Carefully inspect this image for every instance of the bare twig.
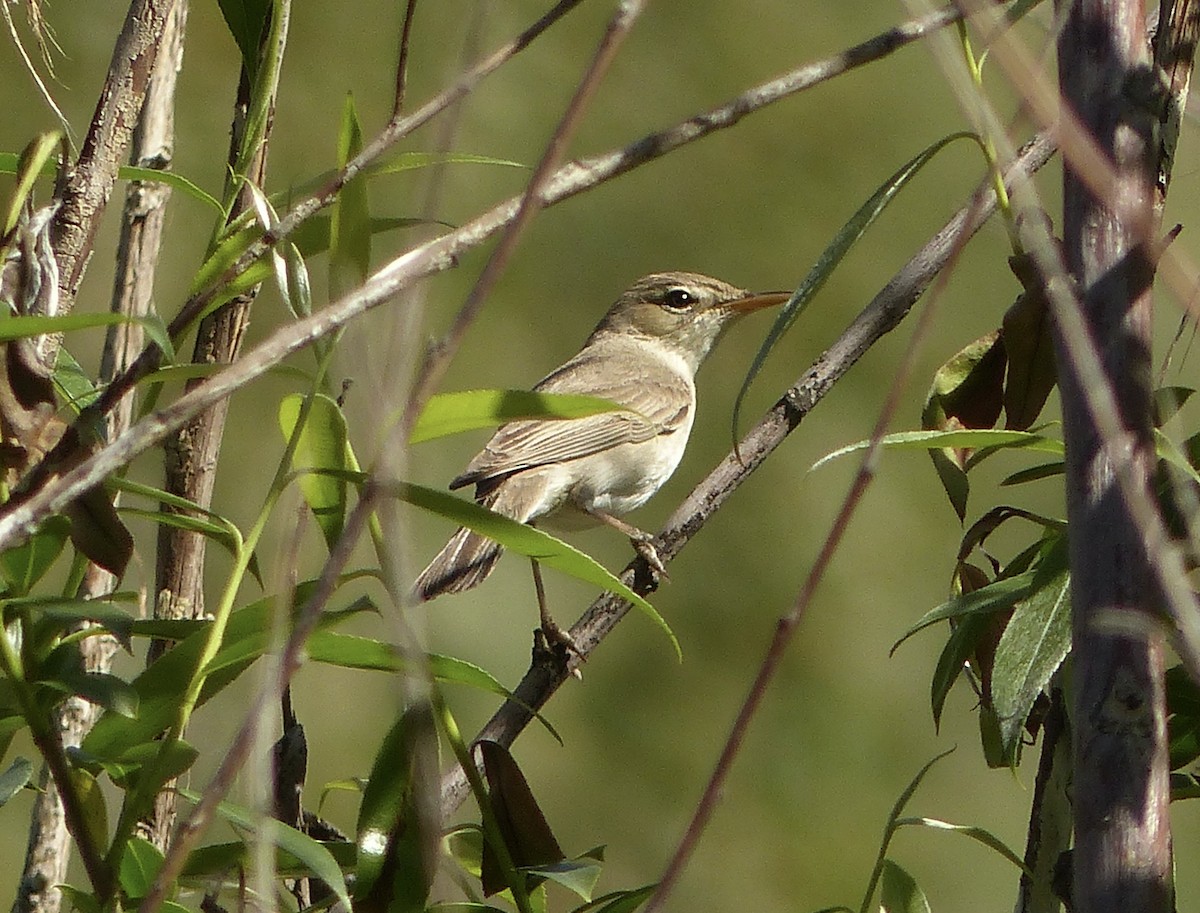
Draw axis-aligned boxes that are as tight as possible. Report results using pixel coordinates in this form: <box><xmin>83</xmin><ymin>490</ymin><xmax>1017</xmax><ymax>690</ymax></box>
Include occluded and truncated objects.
<box><xmin>393</xmin><ymin>0</ymin><xmax>419</xmax><ymax>118</ymax></box>
<box><xmin>48</xmin><ymin>0</ymin><xmax>177</xmax><ymax>318</ymax></box>
<box><xmin>1</xmin><ymin>1</ymin><xmax>969</xmax><ymax>550</ymax></box>
<box><xmin>438</xmin><ymin>132</ymin><xmax>1058</xmax><ymax>816</ymax></box>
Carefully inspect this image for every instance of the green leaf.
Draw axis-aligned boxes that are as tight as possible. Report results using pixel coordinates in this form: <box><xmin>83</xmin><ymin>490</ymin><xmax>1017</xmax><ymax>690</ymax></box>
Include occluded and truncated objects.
<box><xmin>188</xmin><ymin>221</ymin><xmax>272</xmax><ymax>320</ymax></box>
<box><xmin>117</xmin><ymin>164</ymin><xmax>222</xmax><ymax>214</ymax></box>
<box><xmin>82</xmin><ymin>581</ymin><xmax>371</xmax><ymax>759</ymax></box>
<box><xmin>812</xmin><ymin>429</ymin><xmax>1063</xmax><ymax>475</ymax></box>
<box><xmin>879</xmin><ymin>859</ymin><xmax>931</xmax><ymax>913</ymax></box>
<box><xmin>525</xmin><ymin>857</ymin><xmax>602</xmax><ymax>901</ymax></box>
<box><xmin>0</xmin><ymin>716</ymin><xmax>28</xmax><ymax>767</ymax></box>
<box><xmin>922</xmin><ymin>331</ymin><xmax>1007</xmax><ymax>521</ymax></box>
<box><xmin>179</xmin><ymin>788</ymin><xmax>353</xmax><ymax>910</ymax></box>
<box><xmin>1002</xmin><ymin>253</ymin><xmax>1057</xmax><ymax>431</ymax></box>
<box><xmin>38</xmin><ymin>667</ymin><xmax>138</xmax><ymax>718</ymax></box>
<box><xmin>1</xmin><ymin>515</ymin><xmax>70</xmax><ymax>595</ymax></box>
<box><xmin>57</xmin><ymin>886</ymin><xmax>102</xmax><ymax>913</ymax></box>
<box><xmin>290</xmin><ymin>215</ymin><xmax>435</xmax><ymax>257</ymax></box>
<box><xmin>1001</xmin><ymin>461</ymin><xmax>1064</xmax><ymax>487</ymax></box>
<box><xmin>304</xmin><ymin>638</ymin><xmax>562</xmax><ymax>742</ymax></box>
<box><xmin>572</xmin><ymin>885</ymin><xmax>658</xmax><ymax>913</ymax></box>
<box><xmin>894</xmin><ymin>816</ymin><xmax>1031</xmax><ymax>874</ymax></box>
<box><xmin>734</xmin><ymin>131</ymin><xmax>980</xmax><ymax>438</ymax></box>
<box><xmin>68</xmin><ymin>766</ymin><xmax>108</xmax><ymax>852</ymax></box>
<box><xmin>930</xmin><ymin>609</ymin><xmax>995</xmax><ymax>729</ymax></box>
<box><xmin>355</xmin><ymin>705</ymin><xmax>439</xmax><ymax>908</ymax></box>
<box><xmin>0</xmin><ymin>756</ymin><xmax>33</xmax><ymax>806</ymax></box>
<box><xmin>53</xmin><ymin>348</ymin><xmax>101</xmax><ymax>414</ymax></box>
<box><xmin>329</xmin><ymin>93</ymin><xmax>370</xmax><ymax>300</ymax></box>
<box><xmin>3</xmin><ymin>133</ymin><xmax>61</xmax><ymax>236</ymax></box>
<box><xmin>279</xmin><ymin>393</ymin><xmax>349</xmax><ymax>551</ymax></box>
<box><xmin>368</xmin><ymin>150</ymin><xmax>525</xmax><ymax>176</ymax></box>
<box><xmin>411</xmin><ymin>390</ymin><xmax>631</xmax><ymax>444</ymax></box>
<box><xmin>180</xmin><ymin>839</ymin><xmax>357</xmax><ymax>880</ymax></box>
<box><xmin>990</xmin><ymin>540</ymin><xmax>1071</xmax><ymax>763</ymax></box>
<box><xmin>892</xmin><ymin>570</ymin><xmax>1035</xmax><ymax>653</ymax></box>
<box><xmin>216</xmin><ymin>0</ymin><xmax>272</xmax><ymax>80</ymax></box>
<box><xmin>119</xmin><ymin>836</ymin><xmax>165</xmax><ymax>900</ymax></box>
<box><xmin>1154</xmin><ymin>386</ymin><xmax>1195</xmax><ymax>427</ymax></box>
<box><xmin>394</xmin><ymin>483</ymin><xmax>679</xmax><ymax>658</ymax></box>
<box><xmin>0</xmin><ymin>312</ymin><xmax>169</xmax><ymax>343</ymax></box>
<box><xmin>97</xmin><ymin>739</ymin><xmax>199</xmax><ymax>793</ymax></box>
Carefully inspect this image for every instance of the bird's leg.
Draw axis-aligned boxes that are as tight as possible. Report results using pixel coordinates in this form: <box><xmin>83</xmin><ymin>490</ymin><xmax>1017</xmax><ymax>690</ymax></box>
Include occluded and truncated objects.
<box><xmin>586</xmin><ymin>508</ymin><xmax>669</xmax><ymax>580</ymax></box>
<box><xmin>530</xmin><ymin>558</ymin><xmax>584</xmax><ymax>663</ymax></box>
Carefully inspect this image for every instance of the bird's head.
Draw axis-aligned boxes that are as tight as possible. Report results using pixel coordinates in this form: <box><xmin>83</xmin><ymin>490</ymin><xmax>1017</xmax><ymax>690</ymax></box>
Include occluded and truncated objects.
<box><xmin>592</xmin><ymin>272</ymin><xmax>789</xmax><ymax>372</ymax></box>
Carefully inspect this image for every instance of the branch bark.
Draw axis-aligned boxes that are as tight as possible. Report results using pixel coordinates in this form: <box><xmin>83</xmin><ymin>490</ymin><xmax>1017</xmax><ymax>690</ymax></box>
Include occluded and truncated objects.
<box><xmin>1056</xmin><ymin>1</ymin><xmax>1172</xmax><ymax>909</ymax></box>
<box><xmin>48</xmin><ymin>0</ymin><xmax>176</xmax><ymax>318</ymax></box>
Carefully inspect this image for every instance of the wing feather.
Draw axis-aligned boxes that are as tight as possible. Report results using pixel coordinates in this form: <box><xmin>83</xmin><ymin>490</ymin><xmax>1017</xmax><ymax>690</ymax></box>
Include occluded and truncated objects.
<box><xmin>450</xmin><ymin>343</ymin><xmax>692</xmax><ymax>488</ymax></box>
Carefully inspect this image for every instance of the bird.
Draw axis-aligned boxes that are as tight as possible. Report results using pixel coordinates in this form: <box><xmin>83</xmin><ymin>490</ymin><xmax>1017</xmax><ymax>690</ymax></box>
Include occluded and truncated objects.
<box><xmin>413</xmin><ymin>271</ymin><xmax>789</xmax><ymax>645</ymax></box>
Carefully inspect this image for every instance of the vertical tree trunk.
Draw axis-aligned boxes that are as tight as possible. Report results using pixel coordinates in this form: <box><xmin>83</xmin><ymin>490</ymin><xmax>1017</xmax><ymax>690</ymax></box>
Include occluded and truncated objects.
<box><xmin>1056</xmin><ymin>1</ymin><xmax>1172</xmax><ymax>910</ymax></box>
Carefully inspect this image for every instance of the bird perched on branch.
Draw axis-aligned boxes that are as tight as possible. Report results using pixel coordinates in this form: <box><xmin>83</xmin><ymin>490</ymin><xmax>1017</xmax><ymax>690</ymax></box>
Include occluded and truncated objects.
<box><xmin>414</xmin><ymin>271</ymin><xmax>788</xmax><ymax>646</ymax></box>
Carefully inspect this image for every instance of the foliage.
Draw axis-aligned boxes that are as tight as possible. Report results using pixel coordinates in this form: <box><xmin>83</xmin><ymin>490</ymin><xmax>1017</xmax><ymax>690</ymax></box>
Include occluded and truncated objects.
<box><xmin>0</xmin><ymin>1</ymin><xmax>1196</xmax><ymax>913</ymax></box>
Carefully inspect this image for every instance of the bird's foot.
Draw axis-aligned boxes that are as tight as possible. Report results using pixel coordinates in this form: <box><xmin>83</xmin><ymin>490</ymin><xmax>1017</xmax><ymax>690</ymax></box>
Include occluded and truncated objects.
<box><xmin>631</xmin><ymin>536</ymin><xmax>669</xmax><ymax>582</ymax></box>
<box><xmin>535</xmin><ymin>618</ymin><xmax>586</xmax><ymax>679</ymax></box>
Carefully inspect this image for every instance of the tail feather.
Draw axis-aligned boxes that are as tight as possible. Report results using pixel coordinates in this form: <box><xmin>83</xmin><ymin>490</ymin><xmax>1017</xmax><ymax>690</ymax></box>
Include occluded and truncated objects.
<box><xmin>413</xmin><ymin>479</ymin><xmax>544</xmax><ymax>601</ymax></box>
<box><xmin>414</xmin><ymin>526</ymin><xmax>504</xmax><ymax>599</ymax></box>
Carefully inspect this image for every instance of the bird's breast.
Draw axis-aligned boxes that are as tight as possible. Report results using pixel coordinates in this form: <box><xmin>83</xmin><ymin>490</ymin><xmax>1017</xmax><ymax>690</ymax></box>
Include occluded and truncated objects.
<box><xmin>539</xmin><ymin>411</ymin><xmax>695</xmax><ymax>531</ymax></box>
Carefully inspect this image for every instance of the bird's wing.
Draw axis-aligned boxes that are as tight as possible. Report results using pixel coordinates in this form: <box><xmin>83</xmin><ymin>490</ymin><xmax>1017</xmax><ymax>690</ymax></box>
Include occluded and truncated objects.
<box><xmin>450</xmin><ymin>348</ymin><xmax>691</xmax><ymax>488</ymax></box>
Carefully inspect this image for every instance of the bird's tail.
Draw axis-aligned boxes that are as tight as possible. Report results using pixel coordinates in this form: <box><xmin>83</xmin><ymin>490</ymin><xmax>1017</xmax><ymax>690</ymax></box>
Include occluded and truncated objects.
<box><xmin>413</xmin><ymin>484</ymin><xmax>537</xmax><ymax>600</ymax></box>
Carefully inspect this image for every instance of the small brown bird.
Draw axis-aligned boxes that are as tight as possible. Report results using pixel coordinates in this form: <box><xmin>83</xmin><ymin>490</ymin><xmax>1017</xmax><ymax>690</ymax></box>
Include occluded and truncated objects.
<box><xmin>414</xmin><ymin>271</ymin><xmax>788</xmax><ymax>642</ymax></box>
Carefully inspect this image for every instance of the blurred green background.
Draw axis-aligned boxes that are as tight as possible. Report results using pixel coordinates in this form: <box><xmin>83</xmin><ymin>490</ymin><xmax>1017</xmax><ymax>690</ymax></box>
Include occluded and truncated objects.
<box><xmin>4</xmin><ymin>1</ymin><xmax>1200</xmax><ymax>909</ymax></box>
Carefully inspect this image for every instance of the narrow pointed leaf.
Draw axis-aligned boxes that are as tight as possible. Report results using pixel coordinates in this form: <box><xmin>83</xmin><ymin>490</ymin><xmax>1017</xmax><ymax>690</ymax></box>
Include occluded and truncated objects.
<box><xmin>892</xmin><ymin>570</ymin><xmax>1035</xmax><ymax>653</ymax></box>
<box><xmin>811</xmin><ymin>429</ymin><xmax>1063</xmax><ymax>474</ymax></box>
<box><xmin>1002</xmin><ymin>254</ymin><xmax>1056</xmax><ymax>430</ymax></box>
<box><xmin>355</xmin><ymin>705</ymin><xmax>439</xmax><ymax>908</ymax></box>
<box><xmin>179</xmin><ymin>788</ymin><xmax>352</xmax><ymax>910</ymax></box>
<box><xmin>411</xmin><ymin>389</ymin><xmax>630</xmax><ymax>444</ymax></box>
<box><xmin>3</xmin><ymin>133</ymin><xmax>61</xmax><ymax>235</ymax></box>
<box><xmin>330</xmin><ymin>93</ymin><xmax>370</xmax><ymax>299</ymax></box>
<box><xmin>480</xmin><ymin>740</ymin><xmax>565</xmax><ymax>896</ymax></box>
<box><xmin>0</xmin><ymin>756</ymin><xmax>33</xmax><ymax>805</ymax></box>
<box><xmin>894</xmin><ymin>816</ymin><xmax>1030</xmax><ymax>874</ymax></box>
<box><xmin>279</xmin><ymin>393</ymin><xmax>349</xmax><ymax>551</ymax></box>
<box><xmin>734</xmin><ymin>132</ymin><xmax>979</xmax><ymax>436</ymax></box>
<box><xmin>991</xmin><ymin>543</ymin><xmax>1071</xmax><ymax>763</ymax></box>
<box><xmin>879</xmin><ymin>860</ymin><xmax>931</xmax><ymax>913</ymax></box>
<box><xmin>117</xmin><ymin>164</ymin><xmax>222</xmax><ymax>214</ymax></box>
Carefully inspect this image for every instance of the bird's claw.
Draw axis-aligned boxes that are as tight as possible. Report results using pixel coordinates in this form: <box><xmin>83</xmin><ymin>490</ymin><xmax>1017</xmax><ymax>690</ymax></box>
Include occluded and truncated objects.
<box><xmin>632</xmin><ymin>537</ymin><xmax>669</xmax><ymax>582</ymax></box>
<box><xmin>536</xmin><ymin>618</ymin><xmax>586</xmax><ymax>675</ymax></box>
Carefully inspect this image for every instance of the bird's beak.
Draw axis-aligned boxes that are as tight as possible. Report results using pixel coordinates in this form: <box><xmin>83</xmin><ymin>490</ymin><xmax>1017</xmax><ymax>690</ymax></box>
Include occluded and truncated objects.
<box><xmin>726</xmin><ymin>290</ymin><xmax>791</xmax><ymax>313</ymax></box>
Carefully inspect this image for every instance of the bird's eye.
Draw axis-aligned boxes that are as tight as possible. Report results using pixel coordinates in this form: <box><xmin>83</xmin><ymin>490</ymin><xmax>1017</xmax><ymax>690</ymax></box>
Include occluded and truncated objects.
<box><xmin>663</xmin><ymin>288</ymin><xmax>695</xmax><ymax>310</ymax></box>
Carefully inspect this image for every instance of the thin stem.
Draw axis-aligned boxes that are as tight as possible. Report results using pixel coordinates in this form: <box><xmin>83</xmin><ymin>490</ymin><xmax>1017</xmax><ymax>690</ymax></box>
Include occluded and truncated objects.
<box><xmin>393</xmin><ymin>0</ymin><xmax>419</xmax><ymax>118</ymax></box>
